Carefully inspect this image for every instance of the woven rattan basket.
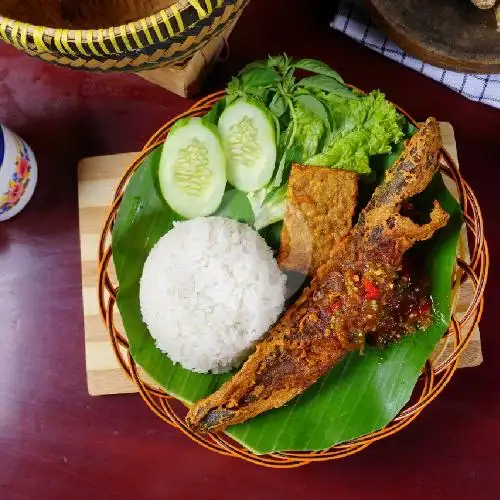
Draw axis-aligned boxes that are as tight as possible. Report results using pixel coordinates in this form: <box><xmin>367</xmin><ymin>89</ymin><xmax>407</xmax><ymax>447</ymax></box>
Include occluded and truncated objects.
<box><xmin>98</xmin><ymin>91</ymin><xmax>488</xmax><ymax>468</ymax></box>
<box><xmin>0</xmin><ymin>1</ymin><xmax>248</xmax><ymax>71</ymax></box>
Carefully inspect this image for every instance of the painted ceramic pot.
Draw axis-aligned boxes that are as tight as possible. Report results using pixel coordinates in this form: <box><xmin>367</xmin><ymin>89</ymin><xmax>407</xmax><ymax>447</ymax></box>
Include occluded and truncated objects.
<box><xmin>0</xmin><ymin>125</ymin><xmax>38</xmax><ymax>222</ymax></box>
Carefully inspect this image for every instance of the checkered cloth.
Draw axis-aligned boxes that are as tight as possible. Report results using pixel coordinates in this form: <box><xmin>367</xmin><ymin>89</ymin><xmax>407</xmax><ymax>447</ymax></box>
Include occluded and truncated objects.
<box><xmin>332</xmin><ymin>0</ymin><xmax>500</xmax><ymax>109</ymax></box>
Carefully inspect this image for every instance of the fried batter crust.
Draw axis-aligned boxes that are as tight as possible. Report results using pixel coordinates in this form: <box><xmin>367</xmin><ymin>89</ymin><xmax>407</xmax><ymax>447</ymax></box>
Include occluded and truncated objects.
<box><xmin>278</xmin><ymin>165</ymin><xmax>358</xmax><ymax>276</ymax></box>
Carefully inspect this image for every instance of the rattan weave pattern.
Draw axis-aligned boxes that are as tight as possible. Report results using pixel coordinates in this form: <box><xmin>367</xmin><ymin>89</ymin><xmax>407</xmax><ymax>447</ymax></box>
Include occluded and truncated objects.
<box><xmin>0</xmin><ymin>0</ymin><xmax>248</xmax><ymax>71</ymax></box>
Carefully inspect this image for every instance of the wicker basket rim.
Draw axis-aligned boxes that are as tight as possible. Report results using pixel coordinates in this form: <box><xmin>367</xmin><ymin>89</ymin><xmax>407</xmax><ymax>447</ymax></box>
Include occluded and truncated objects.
<box><xmin>0</xmin><ymin>0</ymin><xmax>231</xmax><ymax>47</ymax></box>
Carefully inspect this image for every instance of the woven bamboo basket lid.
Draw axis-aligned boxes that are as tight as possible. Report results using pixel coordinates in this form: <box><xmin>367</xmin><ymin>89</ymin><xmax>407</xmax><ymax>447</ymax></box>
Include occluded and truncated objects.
<box><xmin>0</xmin><ymin>0</ymin><xmax>249</xmax><ymax>72</ymax></box>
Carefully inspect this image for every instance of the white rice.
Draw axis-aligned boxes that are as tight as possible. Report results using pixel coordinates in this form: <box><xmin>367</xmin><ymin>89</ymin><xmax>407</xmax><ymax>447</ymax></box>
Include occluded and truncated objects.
<box><xmin>139</xmin><ymin>216</ymin><xmax>286</xmax><ymax>374</ymax></box>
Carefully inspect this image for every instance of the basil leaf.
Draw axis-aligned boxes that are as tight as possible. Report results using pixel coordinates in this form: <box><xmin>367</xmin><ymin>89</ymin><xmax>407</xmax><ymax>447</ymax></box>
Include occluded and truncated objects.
<box><xmin>273</xmin><ymin>122</ymin><xmax>295</xmax><ymax>187</ymax></box>
<box><xmin>168</xmin><ymin>117</ymin><xmax>191</xmax><ymax>134</ymax></box>
<box><xmin>294</xmin><ymin>58</ymin><xmax>344</xmax><ymax>83</ymax></box>
<box><xmin>283</xmin><ymin>65</ymin><xmax>297</xmax><ymax>91</ymax></box>
<box><xmin>262</xmin><ymin>185</ymin><xmax>281</xmax><ymax>205</ymax></box>
<box><xmin>241</xmin><ymin>67</ymin><xmax>281</xmax><ymax>88</ymax></box>
<box><xmin>226</xmin><ymin>77</ymin><xmax>242</xmax><ymax>104</ymax></box>
<box><xmin>244</xmin><ymin>86</ymin><xmax>271</xmax><ymax>104</ymax></box>
<box><xmin>294</xmin><ymin>94</ymin><xmax>330</xmax><ymax>129</ymax></box>
<box><xmin>281</xmin><ymin>146</ymin><xmax>302</xmax><ymax>181</ymax></box>
<box><xmin>273</xmin><ymin>155</ymin><xmax>287</xmax><ymax>188</ymax></box>
<box><xmin>273</xmin><ymin>146</ymin><xmax>301</xmax><ymax>188</ymax></box>
<box><xmin>272</xmin><ymin>113</ymin><xmax>281</xmax><ymax>143</ymax></box>
<box><xmin>269</xmin><ymin>94</ymin><xmax>287</xmax><ymax>118</ymax></box>
<box><xmin>299</xmin><ymin>75</ymin><xmax>358</xmax><ymax>99</ymax></box>
<box><xmin>202</xmin><ymin>98</ymin><xmax>226</xmax><ymax>126</ymax></box>
<box><xmin>268</xmin><ymin>54</ymin><xmax>289</xmax><ymax>69</ymax></box>
<box><xmin>238</xmin><ymin>59</ymin><xmax>269</xmax><ymax>75</ymax></box>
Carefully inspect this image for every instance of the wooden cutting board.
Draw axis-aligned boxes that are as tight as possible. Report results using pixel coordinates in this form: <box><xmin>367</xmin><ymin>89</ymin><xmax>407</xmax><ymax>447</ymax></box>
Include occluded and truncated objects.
<box><xmin>365</xmin><ymin>0</ymin><xmax>500</xmax><ymax>73</ymax></box>
<box><xmin>78</xmin><ymin>122</ymin><xmax>482</xmax><ymax>396</ymax></box>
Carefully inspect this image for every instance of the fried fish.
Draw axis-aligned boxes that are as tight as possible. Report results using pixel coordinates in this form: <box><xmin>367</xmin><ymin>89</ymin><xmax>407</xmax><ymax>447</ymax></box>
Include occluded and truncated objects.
<box><xmin>278</xmin><ymin>165</ymin><xmax>358</xmax><ymax>276</ymax></box>
<box><xmin>186</xmin><ymin>118</ymin><xmax>449</xmax><ymax>434</ymax></box>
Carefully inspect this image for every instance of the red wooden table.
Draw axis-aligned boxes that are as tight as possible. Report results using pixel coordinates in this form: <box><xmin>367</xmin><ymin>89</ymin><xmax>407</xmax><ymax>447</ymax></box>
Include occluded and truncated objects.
<box><xmin>1</xmin><ymin>1</ymin><xmax>499</xmax><ymax>498</ymax></box>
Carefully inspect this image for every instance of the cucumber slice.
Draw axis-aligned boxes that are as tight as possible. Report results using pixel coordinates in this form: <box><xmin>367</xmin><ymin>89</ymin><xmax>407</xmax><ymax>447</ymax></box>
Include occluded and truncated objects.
<box><xmin>218</xmin><ymin>98</ymin><xmax>276</xmax><ymax>192</ymax></box>
<box><xmin>158</xmin><ymin>118</ymin><xmax>226</xmax><ymax>218</ymax></box>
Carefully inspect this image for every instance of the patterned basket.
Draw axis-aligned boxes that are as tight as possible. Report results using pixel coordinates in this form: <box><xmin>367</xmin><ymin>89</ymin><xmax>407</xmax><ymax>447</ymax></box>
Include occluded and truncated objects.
<box><xmin>98</xmin><ymin>91</ymin><xmax>489</xmax><ymax>468</ymax></box>
<box><xmin>0</xmin><ymin>0</ymin><xmax>248</xmax><ymax>72</ymax></box>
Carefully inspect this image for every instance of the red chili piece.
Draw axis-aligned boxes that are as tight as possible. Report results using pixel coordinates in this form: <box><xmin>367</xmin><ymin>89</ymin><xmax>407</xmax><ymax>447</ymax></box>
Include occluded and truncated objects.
<box><xmin>417</xmin><ymin>300</ymin><xmax>431</xmax><ymax>315</ymax></box>
<box><xmin>327</xmin><ymin>299</ymin><xmax>342</xmax><ymax>315</ymax></box>
<box><xmin>362</xmin><ymin>278</ymin><xmax>380</xmax><ymax>300</ymax></box>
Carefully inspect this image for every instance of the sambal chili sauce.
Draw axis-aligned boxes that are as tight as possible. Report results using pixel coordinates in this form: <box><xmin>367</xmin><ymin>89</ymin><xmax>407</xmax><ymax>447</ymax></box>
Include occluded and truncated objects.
<box><xmin>368</xmin><ymin>259</ymin><xmax>433</xmax><ymax>348</ymax></box>
<box><xmin>321</xmin><ymin>256</ymin><xmax>432</xmax><ymax>353</ymax></box>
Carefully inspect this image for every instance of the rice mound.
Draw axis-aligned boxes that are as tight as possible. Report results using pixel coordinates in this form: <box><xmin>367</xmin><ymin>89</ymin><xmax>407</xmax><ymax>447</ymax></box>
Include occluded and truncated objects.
<box><xmin>139</xmin><ymin>217</ymin><xmax>286</xmax><ymax>374</ymax></box>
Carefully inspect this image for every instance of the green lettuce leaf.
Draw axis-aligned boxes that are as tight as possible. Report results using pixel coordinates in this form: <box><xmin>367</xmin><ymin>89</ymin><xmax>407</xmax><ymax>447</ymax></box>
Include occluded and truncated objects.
<box><xmin>306</xmin><ymin>91</ymin><xmax>405</xmax><ymax>173</ymax></box>
<box><xmin>272</xmin><ymin>101</ymin><xmax>326</xmax><ymax>190</ymax></box>
<box><xmin>292</xmin><ymin>101</ymin><xmax>326</xmax><ymax>161</ymax></box>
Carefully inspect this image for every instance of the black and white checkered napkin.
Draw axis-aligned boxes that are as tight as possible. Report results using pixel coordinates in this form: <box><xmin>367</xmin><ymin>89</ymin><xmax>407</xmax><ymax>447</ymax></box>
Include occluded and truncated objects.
<box><xmin>332</xmin><ymin>0</ymin><xmax>500</xmax><ymax>109</ymax></box>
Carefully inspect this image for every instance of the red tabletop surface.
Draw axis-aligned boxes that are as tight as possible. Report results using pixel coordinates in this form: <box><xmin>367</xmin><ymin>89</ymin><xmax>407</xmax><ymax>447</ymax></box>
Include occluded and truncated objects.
<box><xmin>1</xmin><ymin>1</ymin><xmax>499</xmax><ymax>499</ymax></box>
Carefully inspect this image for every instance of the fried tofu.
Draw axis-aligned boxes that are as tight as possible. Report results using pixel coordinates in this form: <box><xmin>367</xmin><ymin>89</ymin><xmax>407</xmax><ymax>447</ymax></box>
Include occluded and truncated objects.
<box><xmin>278</xmin><ymin>164</ymin><xmax>358</xmax><ymax>276</ymax></box>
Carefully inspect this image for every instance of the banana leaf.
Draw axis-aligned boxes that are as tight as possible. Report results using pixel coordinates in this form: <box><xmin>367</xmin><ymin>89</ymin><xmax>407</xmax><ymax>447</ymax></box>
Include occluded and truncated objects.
<box><xmin>112</xmin><ymin>142</ymin><xmax>462</xmax><ymax>454</ymax></box>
